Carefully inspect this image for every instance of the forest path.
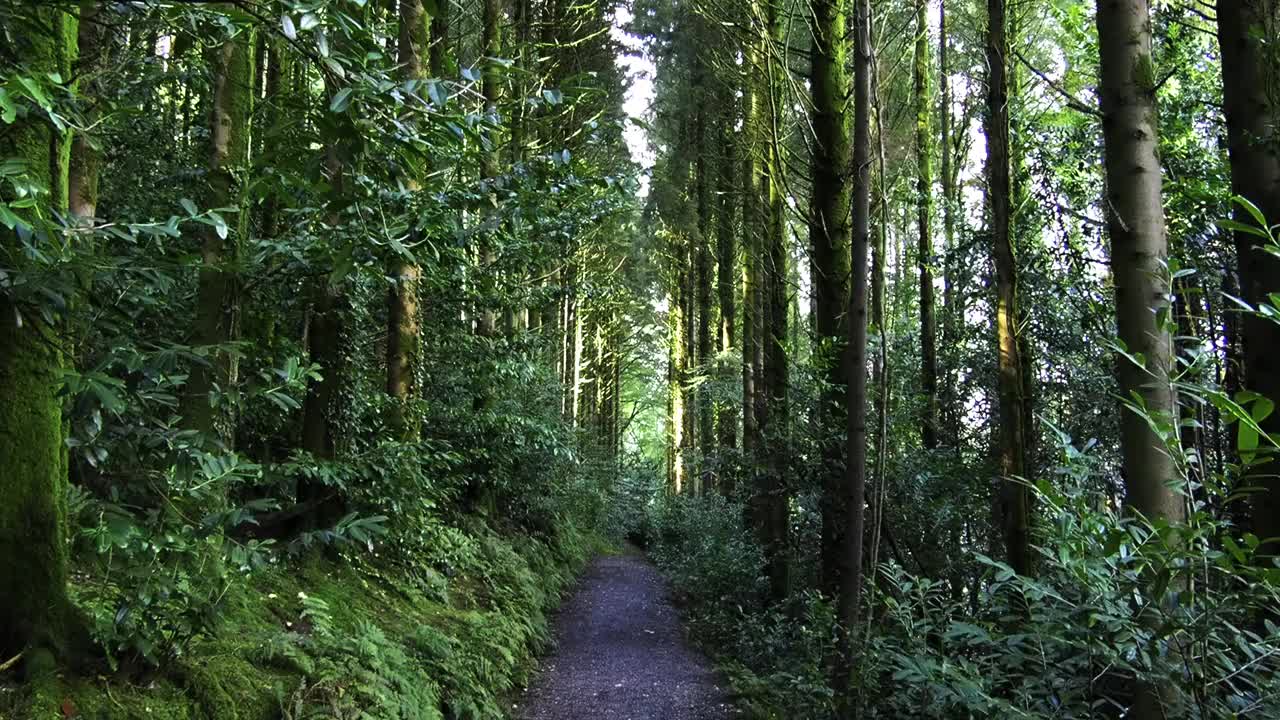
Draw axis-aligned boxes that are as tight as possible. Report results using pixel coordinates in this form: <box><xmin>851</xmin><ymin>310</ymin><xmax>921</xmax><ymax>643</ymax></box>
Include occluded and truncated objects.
<box><xmin>513</xmin><ymin>549</ymin><xmax>736</xmax><ymax>719</ymax></box>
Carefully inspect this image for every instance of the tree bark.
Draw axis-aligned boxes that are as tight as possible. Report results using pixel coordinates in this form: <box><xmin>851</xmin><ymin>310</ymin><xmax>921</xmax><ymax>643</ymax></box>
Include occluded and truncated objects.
<box><xmin>386</xmin><ymin>0</ymin><xmax>429</xmax><ymax>439</ymax></box>
<box><xmin>913</xmin><ymin>0</ymin><xmax>939</xmax><ymax>451</ymax></box>
<box><xmin>0</xmin><ymin>6</ymin><xmax>80</xmax><ymax>660</ymax></box>
<box><xmin>1097</xmin><ymin>1</ymin><xmax>1185</xmax><ymax>715</ymax></box>
<box><xmin>987</xmin><ymin>0</ymin><xmax>1031</xmax><ymax>576</ymax></box>
<box><xmin>760</xmin><ymin>0</ymin><xmax>791</xmax><ymax>603</ymax></box>
<box><xmin>1218</xmin><ymin>0</ymin><xmax>1280</xmax><ymax>562</ymax></box>
<box><xmin>184</xmin><ymin>15</ymin><xmax>255</xmax><ymax>445</ymax></box>
<box><xmin>811</xmin><ymin>0</ymin><xmax>854</xmax><ymax>612</ymax></box>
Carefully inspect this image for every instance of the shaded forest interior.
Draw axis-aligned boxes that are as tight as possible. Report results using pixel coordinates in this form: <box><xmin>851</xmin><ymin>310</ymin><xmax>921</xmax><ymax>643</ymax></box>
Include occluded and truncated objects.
<box><xmin>2</xmin><ymin>0</ymin><xmax>1280</xmax><ymax>718</ymax></box>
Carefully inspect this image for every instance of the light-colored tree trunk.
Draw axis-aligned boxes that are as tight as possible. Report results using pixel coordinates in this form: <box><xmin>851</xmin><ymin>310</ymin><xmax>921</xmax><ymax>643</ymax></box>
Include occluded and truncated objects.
<box><xmin>1096</xmin><ymin>1</ymin><xmax>1185</xmax><ymax>715</ymax></box>
<box><xmin>184</xmin><ymin>14</ymin><xmax>255</xmax><ymax>444</ymax></box>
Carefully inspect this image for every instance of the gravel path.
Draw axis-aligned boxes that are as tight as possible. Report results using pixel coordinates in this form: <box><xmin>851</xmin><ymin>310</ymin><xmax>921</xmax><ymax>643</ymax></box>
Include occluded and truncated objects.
<box><xmin>514</xmin><ymin>551</ymin><xmax>736</xmax><ymax>720</ymax></box>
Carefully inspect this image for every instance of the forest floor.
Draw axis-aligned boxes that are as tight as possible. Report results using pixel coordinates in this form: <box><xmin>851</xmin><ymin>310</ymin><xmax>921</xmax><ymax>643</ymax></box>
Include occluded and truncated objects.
<box><xmin>513</xmin><ymin>548</ymin><xmax>737</xmax><ymax>720</ymax></box>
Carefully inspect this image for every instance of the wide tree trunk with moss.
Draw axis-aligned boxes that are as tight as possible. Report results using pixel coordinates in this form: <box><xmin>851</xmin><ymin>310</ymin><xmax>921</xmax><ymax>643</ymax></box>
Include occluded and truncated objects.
<box><xmin>1218</xmin><ymin>0</ymin><xmax>1280</xmax><ymax>562</ymax></box>
<box><xmin>811</xmin><ymin>0</ymin><xmax>853</xmax><ymax>615</ymax></box>
<box><xmin>0</xmin><ymin>6</ymin><xmax>80</xmax><ymax>661</ymax></box>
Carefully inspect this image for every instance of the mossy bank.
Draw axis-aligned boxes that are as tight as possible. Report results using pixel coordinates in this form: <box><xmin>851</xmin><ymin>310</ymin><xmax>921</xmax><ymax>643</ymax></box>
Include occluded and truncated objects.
<box><xmin>0</xmin><ymin>520</ymin><xmax>601</xmax><ymax>720</ymax></box>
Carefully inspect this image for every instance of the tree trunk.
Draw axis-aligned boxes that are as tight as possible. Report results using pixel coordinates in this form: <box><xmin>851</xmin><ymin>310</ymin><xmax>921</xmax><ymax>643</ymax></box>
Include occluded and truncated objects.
<box><xmin>1218</xmin><ymin>0</ymin><xmax>1280</xmax><ymax>562</ymax></box>
<box><xmin>760</xmin><ymin>0</ymin><xmax>791</xmax><ymax>603</ymax></box>
<box><xmin>742</xmin><ymin>28</ymin><xmax>763</xmax><ymax>454</ymax></box>
<box><xmin>716</xmin><ymin>90</ymin><xmax>740</xmax><ymax>454</ymax></box>
<box><xmin>842</xmin><ymin>0</ymin><xmax>874</xmax><ymax>706</ymax></box>
<box><xmin>811</xmin><ymin>0</ymin><xmax>854</xmax><ymax>612</ymax></box>
<box><xmin>987</xmin><ymin>0</ymin><xmax>1030</xmax><ymax>576</ymax></box>
<box><xmin>184</xmin><ymin>15</ymin><xmax>255</xmax><ymax>444</ymax></box>
<box><xmin>913</xmin><ymin>0</ymin><xmax>939</xmax><ymax>451</ymax></box>
<box><xmin>0</xmin><ymin>6</ymin><xmax>80</xmax><ymax>660</ymax></box>
<box><xmin>477</xmin><ymin>0</ymin><xmax>504</xmax><ymax>338</ymax></box>
<box><xmin>938</xmin><ymin>0</ymin><xmax>959</xmax><ymax>443</ymax></box>
<box><xmin>386</xmin><ymin>0</ymin><xmax>429</xmax><ymax>439</ymax></box>
<box><xmin>69</xmin><ymin>0</ymin><xmax>103</xmax><ymax>227</ymax></box>
<box><xmin>1097</xmin><ymin>2</ymin><xmax>1185</xmax><ymax>715</ymax></box>
<box><xmin>695</xmin><ymin>46</ymin><xmax>715</xmax><ymax>489</ymax></box>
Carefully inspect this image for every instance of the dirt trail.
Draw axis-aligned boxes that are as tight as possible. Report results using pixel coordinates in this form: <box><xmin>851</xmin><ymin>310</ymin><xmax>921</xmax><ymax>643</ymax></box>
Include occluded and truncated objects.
<box><xmin>514</xmin><ymin>551</ymin><xmax>736</xmax><ymax>720</ymax></box>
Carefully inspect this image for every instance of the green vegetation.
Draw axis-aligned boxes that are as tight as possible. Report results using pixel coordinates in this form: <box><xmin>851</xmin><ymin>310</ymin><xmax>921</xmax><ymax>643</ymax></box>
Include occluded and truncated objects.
<box><xmin>6</xmin><ymin>0</ymin><xmax>1280</xmax><ymax>719</ymax></box>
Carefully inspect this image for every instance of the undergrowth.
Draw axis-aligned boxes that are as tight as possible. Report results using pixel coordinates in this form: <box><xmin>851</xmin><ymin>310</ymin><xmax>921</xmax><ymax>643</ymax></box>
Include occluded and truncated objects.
<box><xmin>0</xmin><ymin>520</ymin><xmax>599</xmax><ymax>720</ymax></box>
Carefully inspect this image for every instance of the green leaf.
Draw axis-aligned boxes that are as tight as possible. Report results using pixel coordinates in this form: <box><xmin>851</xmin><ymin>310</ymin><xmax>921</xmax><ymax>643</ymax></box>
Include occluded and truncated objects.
<box><xmin>180</xmin><ymin>198</ymin><xmax>197</xmax><ymax>216</ymax></box>
<box><xmin>0</xmin><ymin>88</ymin><xmax>15</xmax><ymax>124</ymax></box>
<box><xmin>299</xmin><ymin>12</ymin><xmax>320</xmax><ymax>31</ymax></box>
<box><xmin>542</xmin><ymin>88</ymin><xmax>563</xmax><ymax>106</ymax></box>
<box><xmin>280</xmin><ymin>15</ymin><xmax>297</xmax><ymax>40</ymax></box>
<box><xmin>329</xmin><ymin>87</ymin><xmax>352</xmax><ymax>113</ymax></box>
<box><xmin>16</xmin><ymin>75</ymin><xmax>48</xmax><ymax>108</ymax></box>
<box><xmin>1216</xmin><ymin>218</ymin><xmax>1268</xmax><ymax>238</ymax></box>
<box><xmin>1233</xmin><ymin>195</ymin><xmax>1270</xmax><ymax>233</ymax></box>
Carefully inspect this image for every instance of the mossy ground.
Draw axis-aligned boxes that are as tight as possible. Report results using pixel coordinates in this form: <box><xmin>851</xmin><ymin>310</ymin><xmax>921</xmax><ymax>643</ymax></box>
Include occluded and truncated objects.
<box><xmin>0</xmin><ymin>521</ymin><xmax>604</xmax><ymax>720</ymax></box>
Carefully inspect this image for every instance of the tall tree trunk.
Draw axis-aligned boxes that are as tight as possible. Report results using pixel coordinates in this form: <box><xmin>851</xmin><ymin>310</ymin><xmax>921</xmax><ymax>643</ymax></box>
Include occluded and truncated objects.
<box><xmin>716</xmin><ymin>90</ymin><xmax>740</xmax><ymax>454</ymax></box>
<box><xmin>387</xmin><ymin>0</ymin><xmax>428</xmax><ymax>439</ymax></box>
<box><xmin>742</xmin><ymin>28</ymin><xmax>763</xmax><ymax>454</ymax></box>
<box><xmin>69</xmin><ymin>0</ymin><xmax>103</xmax><ymax>228</ymax></box>
<box><xmin>1218</xmin><ymin>0</ymin><xmax>1280</xmax><ymax>562</ymax></box>
<box><xmin>477</xmin><ymin>0</ymin><xmax>504</xmax><ymax>338</ymax></box>
<box><xmin>184</xmin><ymin>16</ymin><xmax>255</xmax><ymax>444</ymax></box>
<box><xmin>1097</xmin><ymin>2</ymin><xmax>1185</xmax><ymax>716</ymax></box>
<box><xmin>987</xmin><ymin>0</ymin><xmax>1030</xmax><ymax>576</ymax></box>
<box><xmin>913</xmin><ymin>0</ymin><xmax>939</xmax><ymax>450</ymax></box>
<box><xmin>760</xmin><ymin>0</ymin><xmax>791</xmax><ymax>603</ymax></box>
<box><xmin>938</xmin><ymin>0</ymin><xmax>959</xmax><ymax>442</ymax></box>
<box><xmin>812</xmin><ymin>0</ymin><xmax>854</xmax><ymax>612</ymax></box>
<box><xmin>695</xmin><ymin>46</ymin><xmax>715</xmax><ymax>489</ymax></box>
<box><xmin>0</xmin><ymin>6</ymin><xmax>80</xmax><ymax>661</ymax></box>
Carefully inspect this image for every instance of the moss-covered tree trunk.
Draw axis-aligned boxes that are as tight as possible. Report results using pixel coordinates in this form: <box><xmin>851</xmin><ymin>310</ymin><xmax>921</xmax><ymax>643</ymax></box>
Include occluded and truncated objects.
<box><xmin>986</xmin><ymin>0</ymin><xmax>1030</xmax><ymax>576</ymax></box>
<box><xmin>0</xmin><ymin>6</ymin><xmax>80</xmax><ymax>660</ymax></box>
<box><xmin>183</xmin><ymin>14</ymin><xmax>255</xmax><ymax>445</ymax></box>
<box><xmin>386</xmin><ymin>0</ymin><xmax>428</xmax><ymax>438</ymax></box>
<box><xmin>741</xmin><ymin>22</ymin><xmax>763</xmax><ymax>455</ymax></box>
<box><xmin>811</xmin><ymin>0</ymin><xmax>853</xmax><ymax>616</ymax></box>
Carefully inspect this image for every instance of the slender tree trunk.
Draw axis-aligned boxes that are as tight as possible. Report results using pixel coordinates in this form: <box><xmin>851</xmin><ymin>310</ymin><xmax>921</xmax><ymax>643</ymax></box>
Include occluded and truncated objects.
<box><xmin>938</xmin><ymin>0</ymin><xmax>959</xmax><ymax>443</ymax></box>
<box><xmin>477</xmin><ymin>0</ymin><xmax>504</xmax><ymax>337</ymax></box>
<box><xmin>386</xmin><ymin>0</ymin><xmax>428</xmax><ymax>439</ymax></box>
<box><xmin>760</xmin><ymin>0</ymin><xmax>791</xmax><ymax>603</ymax></box>
<box><xmin>1218</xmin><ymin>0</ymin><xmax>1280</xmax><ymax>562</ymax></box>
<box><xmin>694</xmin><ymin>46</ymin><xmax>715</xmax><ymax>489</ymax></box>
<box><xmin>716</xmin><ymin>90</ymin><xmax>740</xmax><ymax>454</ymax></box>
<box><xmin>913</xmin><ymin>0</ymin><xmax>939</xmax><ymax>450</ymax></box>
<box><xmin>742</xmin><ymin>28</ymin><xmax>763</xmax><ymax>454</ymax></box>
<box><xmin>841</xmin><ymin>0</ymin><xmax>874</xmax><ymax>707</ymax></box>
<box><xmin>987</xmin><ymin>0</ymin><xmax>1030</xmax><ymax>576</ymax></box>
<box><xmin>184</xmin><ymin>16</ymin><xmax>255</xmax><ymax>444</ymax></box>
<box><xmin>69</xmin><ymin>0</ymin><xmax>103</xmax><ymax>228</ymax></box>
<box><xmin>0</xmin><ymin>6</ymin><xmax>80</xmax><ymax>660</ymax></box>
<box><xmin>812</xmin><ymin>0</ymin><xmax>854</xmax><ymax>611</ymax></box>
<box><xmin>1097</xmin><ymin>3</ymin><xmax>1185</xmax><ymax>716</ymax></box>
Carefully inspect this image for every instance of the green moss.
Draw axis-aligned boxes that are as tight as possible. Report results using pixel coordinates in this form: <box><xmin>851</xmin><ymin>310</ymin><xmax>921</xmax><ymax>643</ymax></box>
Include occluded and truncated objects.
<box><xmin>7</xmin><ymin>522</ymin><xmax>596</xmax><ymax>719</ymax></box>
<box><xmin>0</xmin><ymin>6</ymin><xmax>79</xmax><ymax>660</ymax></box>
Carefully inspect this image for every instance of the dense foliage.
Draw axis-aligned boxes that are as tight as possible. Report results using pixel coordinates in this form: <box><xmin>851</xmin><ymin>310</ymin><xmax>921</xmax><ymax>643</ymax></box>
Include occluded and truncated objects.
<box><xmin>0</xmin><ymin>0</ymin><xmax>644</xmax><ymax>716</ymax></box>
<box><xmin>625</xmin><ymin>0</ymin><xmax>1280</xmax><ymax>718</ymax></box>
